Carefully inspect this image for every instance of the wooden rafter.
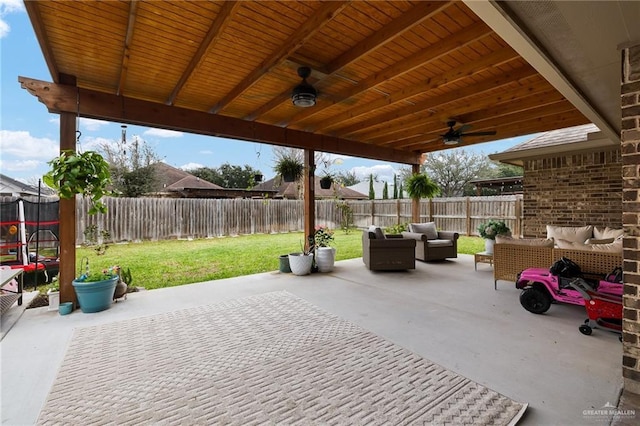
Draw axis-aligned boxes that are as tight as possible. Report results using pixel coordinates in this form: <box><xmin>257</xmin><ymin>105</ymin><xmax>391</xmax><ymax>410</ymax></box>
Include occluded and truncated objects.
<box><xmin>116</xmin><ymin>0</ymin><xmax>139</xmax><ymax>96</ymax></box>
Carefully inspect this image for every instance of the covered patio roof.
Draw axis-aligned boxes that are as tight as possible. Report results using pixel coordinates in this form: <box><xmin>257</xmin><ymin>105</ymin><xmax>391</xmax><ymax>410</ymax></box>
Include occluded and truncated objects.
<box><xmin>21</xmin><ymin>0</ymin><xmax>632</xmax><ymax>165</ymax></box>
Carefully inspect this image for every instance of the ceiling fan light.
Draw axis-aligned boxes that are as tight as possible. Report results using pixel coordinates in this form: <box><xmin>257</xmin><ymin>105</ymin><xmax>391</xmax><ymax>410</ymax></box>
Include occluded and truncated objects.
<box><xmin>291</xmin><ymin>81</ymin><xmax>317</xmax><ymax>107</ymax></box>
<box><xmin>443</xmin><ymin>136</ymin><xmax>459</xmax><ymax>145</ymax></box>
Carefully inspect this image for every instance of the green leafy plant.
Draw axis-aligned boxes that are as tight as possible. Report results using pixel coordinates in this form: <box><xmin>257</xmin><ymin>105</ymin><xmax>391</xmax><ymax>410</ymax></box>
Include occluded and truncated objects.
<box><xmin>477</xmin><ymin>220</ymin><xmax>510</xmax><ymax>240</ymax></box>
<box><xmin>335</xmin><ymin>201</ymin><xmax>354</xmax><ymax>233</ymax></box>
<box><xmin>273</xmin><ymin>156</ymin><xmax>304</xmax><ymax>182</ymax></box>
<box><xmin>43</xmin><ymin>150</ymin><xmax>112</xmax><ymax>214</ymax></box>
<box><xmin>314</xmin><ymin>226</ymin><xmax>335</xmax><ymax>247</ymax></box>
<box><xmin>385</xmin><ymin>223</ymin><xmax>408</xmax><ymax>234</ymax></box>
<box><xmin>405</xmin><ymin>173</ymin><xmax>440</xmax><ymax>199</ymax></box>
<box><xmin>82</xmin><ymin>224</ymin><xmax>111</xmax><ymax>255</ymax></box>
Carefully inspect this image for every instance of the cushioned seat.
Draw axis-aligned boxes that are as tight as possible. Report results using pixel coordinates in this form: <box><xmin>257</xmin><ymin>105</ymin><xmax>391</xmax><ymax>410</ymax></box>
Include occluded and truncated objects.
<box><xmin>362</xmin><ymin>227</ymin><xmax>416</xmax><ymax>271</ymax></box>
<box><xmin>401</xmin><ymin>222</ymin><xmax>459</xmax><ymax>261</ymax></box>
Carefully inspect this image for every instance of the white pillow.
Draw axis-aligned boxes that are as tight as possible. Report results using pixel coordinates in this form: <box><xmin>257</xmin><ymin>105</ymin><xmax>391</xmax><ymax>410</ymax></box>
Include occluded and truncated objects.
<box><xmin>556</xmin><ymin>238</ymin><xmax>622</xmax><ymax>253</ymax></box>
<box><xmin>495</xmin><ymin>235</ymin><xmax>554</xmax><ymax>247</ymax></box>
<box><xmin>593</xmin><ymin>226</ymin><xmax>624</xmax><ymax>240</ymax></box>
<box><xmin>546</xmin><ymin>225</ymin><xmax>593</xmax><ymax>243</ymax></box>
<box><xmin>585</xmin><ymin>238</ymin><xmax>614</xmax><ymax>244</ymax></box>
<box><xmin>409</xmin><ymin>222</ymin><xmax>438</xmax><ymax>240</ymax></box>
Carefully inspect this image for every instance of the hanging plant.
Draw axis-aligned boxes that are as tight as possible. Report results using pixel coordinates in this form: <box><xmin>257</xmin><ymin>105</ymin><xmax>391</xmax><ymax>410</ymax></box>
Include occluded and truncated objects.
<box><xmin>405</xmin><ymin>173</ymin><xmax>440</xmax><ymax>199</ymax></box>
<box><xmin>274</xmin><ymin>155</ymin><xmax>304</xmax><ymax>182</ymax></box>
<box><xmin>43</xmin><ymin>150</ymin><xmax>112</xmax><ymax>215</ymax></box>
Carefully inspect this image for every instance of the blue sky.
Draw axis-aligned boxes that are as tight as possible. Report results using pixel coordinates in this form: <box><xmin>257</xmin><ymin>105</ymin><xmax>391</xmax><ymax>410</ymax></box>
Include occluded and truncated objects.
<box><xmin>0</xmin><ymin>1</ymin><xmax>532</xmax><ymax>185</ymax></box>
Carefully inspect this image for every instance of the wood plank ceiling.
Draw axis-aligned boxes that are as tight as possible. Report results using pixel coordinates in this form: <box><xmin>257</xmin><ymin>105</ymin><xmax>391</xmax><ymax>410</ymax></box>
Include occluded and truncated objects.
<box><xmin>22</xmin><ymin>0</ymin><xmax>589</xmax><ymax>165</ymax></box>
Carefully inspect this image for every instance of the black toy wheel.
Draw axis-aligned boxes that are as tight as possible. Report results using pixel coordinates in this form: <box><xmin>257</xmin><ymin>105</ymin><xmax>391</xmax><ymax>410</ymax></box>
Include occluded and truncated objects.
<box><xmin>520</xmin><ymin>287</ymin><xmax>552</xmax><ymax>314</ymax></box>
<box><xmin>579</xmin><ymin>324</ymin><xmax>593</xmax><ymax>335</ymax></box>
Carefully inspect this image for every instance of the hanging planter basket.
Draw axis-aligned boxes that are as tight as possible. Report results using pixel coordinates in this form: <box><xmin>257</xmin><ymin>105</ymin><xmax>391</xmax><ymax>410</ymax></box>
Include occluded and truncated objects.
<box><xmin>320</xmin><ymin>177</ymin><xmax>332</xmax><ymax>189</ymax></box>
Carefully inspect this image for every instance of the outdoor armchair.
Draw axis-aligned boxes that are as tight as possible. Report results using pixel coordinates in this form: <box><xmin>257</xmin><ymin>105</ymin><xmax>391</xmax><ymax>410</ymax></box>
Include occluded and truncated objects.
<box><xmin>362</xmin><ymin>228</ymin><xmax>416</xmax><ymax>271</ymax></box>
<box><xmin>402</xmin><ymin>222</ymin><xmax>459</xmax><ymax>261</ymax></box>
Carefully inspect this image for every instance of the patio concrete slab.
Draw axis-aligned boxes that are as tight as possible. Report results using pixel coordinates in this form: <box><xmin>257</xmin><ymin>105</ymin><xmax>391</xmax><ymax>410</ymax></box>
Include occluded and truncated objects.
<box><xmin>1</xmin><ymin>254</ymin><xmax>623</xmax><ymax>425</ymax></box>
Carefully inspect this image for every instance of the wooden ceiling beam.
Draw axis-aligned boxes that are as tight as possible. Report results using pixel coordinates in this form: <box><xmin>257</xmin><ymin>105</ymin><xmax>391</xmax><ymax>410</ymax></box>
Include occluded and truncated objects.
<box><xmin>209</xmin><ymin>1</ymin><xmax>349</xmax><ymax>114</ymax></box>
<box><xmin>355</xmin><ymin>78</ymin><xmax>554</xmax><ymax>142</ymax></box>
<box><xmin>166</xmin><ymin>0</ymin><xmax>242</xmax><ymax>105</ymax></box>
<box><xmin>23</xmin><ymin>1</ymin><xmax>59</xmax><ymax>83</ymax></box>
<box><xmin>414</xmin><ymin>111</ymin><xmax>590</xmax><ymax>152</ymax></box>
<box><xmin>283</xmin><ymin>20</ymin><xmax>493</xmax><ymax>127</ymax></box>
<box><xmin>318</xmin><ymin>47</ymin><xmax>522</xmax><ymax>133</ymax></box>
<box><xmin>116</xmin><ymin>0</ymin><xmax>139</xmax><ymax>96</ymax></box>
<box><xmin>393</xmin><ymin>102</ymin><xmax>584</xmax><ymax>150</ymax></box>
<box><xmin>333</xmin><ymin>63</ymin><xmax>536</xmax><ymax>138</ymax></box>
<box><xmin>19</xmin><ymin>76</ymin><xmax>420</xmax><ymax>165</ymax></box>
<box><xmin>245</xmin><ymin>1</ymin><xmax>449</xmax><ymax>122</ymax></box>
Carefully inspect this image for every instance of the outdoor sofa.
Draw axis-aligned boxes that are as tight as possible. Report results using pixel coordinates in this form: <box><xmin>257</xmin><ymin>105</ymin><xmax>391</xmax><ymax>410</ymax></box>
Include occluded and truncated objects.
<box><xmin>401</xmin><ymin>222</ymin><xmax>459</xmax><ymax>261</ymax></box>
<box><xmin>493</xmin><ymin>225</ymin><xmax>623</xmax><ymax>287</ymax></box>
<box><xmin>362</xmin><ymin>227</ymin><xmax>416</xmax><ymax>271</ymax></box>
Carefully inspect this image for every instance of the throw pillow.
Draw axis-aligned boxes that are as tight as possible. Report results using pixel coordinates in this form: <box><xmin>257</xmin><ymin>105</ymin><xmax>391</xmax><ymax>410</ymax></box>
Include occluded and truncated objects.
<box><xmin>556</xmin><ymin>238</ymin><xmax>622</xmax><ymax>253</ymax></box>
<box><xmin>368</xmin><ymin>226</ymin><xmax>386</xmax><ymax>240</ymax></box>
<box><xmin>495</xmin><ymin>235</ymin><xmax>554</xmax><ymax>247</ymax></box>
<box><xmin>409</xmin><ymin>222</ymin><xmax>438</xmax><ymax>240</ymax></box>
<box><xmin>585</xmin><ymin>238</ymin><xmax>615</xmax><ymax>244</ymax></box>
<box><xmin>593</xmin><ymin>226</ymin><xmax>624</xmax><ymax>240</ymax></box>
<box><xmin>546</xmin><ymin>225</ymin><xmax>593</xmax><ymax>243</ymax></box>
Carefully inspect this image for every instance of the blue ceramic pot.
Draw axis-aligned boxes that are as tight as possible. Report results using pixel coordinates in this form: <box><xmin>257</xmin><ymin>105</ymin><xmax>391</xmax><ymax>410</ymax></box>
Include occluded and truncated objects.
<box><xmin>72</xmin><ymin>276</ymin><xmax>118</xmax><ymax>313</ymax></box>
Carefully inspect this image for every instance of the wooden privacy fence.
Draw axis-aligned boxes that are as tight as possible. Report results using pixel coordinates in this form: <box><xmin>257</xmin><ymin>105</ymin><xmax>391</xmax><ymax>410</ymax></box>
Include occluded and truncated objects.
<box><xmin>75</xmin><ymin>195</ymin><xmax>522</xmax><ymax>244</ymax></box>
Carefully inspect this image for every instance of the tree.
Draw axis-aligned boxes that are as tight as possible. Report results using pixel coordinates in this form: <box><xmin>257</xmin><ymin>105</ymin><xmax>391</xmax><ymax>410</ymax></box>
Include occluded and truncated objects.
<box><xmin>192</xmin><ymin>163</ymin><xmax>262</xmax><ymax>188</ymax></box>
<box><xmin>393</xmin><ymin>175</ymin><xmax>398</xmax><ymax>199</ymax></box>
<box><xmin>368</xmin><ymin>174</ymin><xmax>375</xmax><ymax>199</ymax></box>
<box><xmin>422</xmin><ymin>149</ymin><xmax>493</xmax><ymax>197</ymax></box>
<box><xmin>382</xmin><ymin>181</ymin><xmax>389</xmax><ymax>199</ymax></box>
<box><xmin>99</xmin><ymin>132</ymin><xmax>161</xmax><ymax>197</ymax></box>
<box><xmin>335</xmin><ymin>170</ymin><xmax>360</xmax><ymax>187</ymax></box>
<box><xmin>398</xmin><ymin>183</ymin><xmax>404</xmax><ymax>199</ymax></box>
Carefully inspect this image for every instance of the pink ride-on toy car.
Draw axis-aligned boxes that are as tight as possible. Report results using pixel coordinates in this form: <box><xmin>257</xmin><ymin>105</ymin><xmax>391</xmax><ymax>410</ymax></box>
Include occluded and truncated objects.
<box><xmin>515</xmin><ymin>257</ymin><xmax>622</xmax><ymax>314</ymax></box>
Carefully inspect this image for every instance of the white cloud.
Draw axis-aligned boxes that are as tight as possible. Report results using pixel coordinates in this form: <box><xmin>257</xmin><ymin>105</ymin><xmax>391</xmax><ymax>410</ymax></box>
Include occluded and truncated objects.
<box><xmin>350</xmin><ymin>164</ymin><xmax>399</xmax><ymax>182</ymax></box>
<box><xmin>181</xmin><ymin>162</ymin><xmax>203</xmax><ymax>171</ymax></box>
<box><xmin>0</xmin><ymin>130</ymin><xmax>58</xmax><ymax>160</ymax></box>
<box><xmin>80</xmin><ymin>118</ymin><xmax>110</xmax><ymax>132</ymax></box>
<box><xmin>0</xmin><ymin>158</ymin><xmax>42</xmax><ymax>172</ymax></box>
<box><xmin>144</xmin><ymin>128</ymin><xmax>183</xmax><ymax>138</ymax></box>
<box><xmin>79</xmin><ymin>136</ymin><xmax>115</xmax><ymax>152</ymax></box>
<box><xmin>0</xmin><ymin>0</ymin><xmax>24</xmax><ymax>39</ymax></box>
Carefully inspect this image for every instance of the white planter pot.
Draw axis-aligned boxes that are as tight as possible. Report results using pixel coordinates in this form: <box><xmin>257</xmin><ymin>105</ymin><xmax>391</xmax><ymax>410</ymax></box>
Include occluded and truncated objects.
<box><xmin>315</xmin><ymin>247</ymin><xmax>336</xmax><ymax>272</ymax></box>
<box><xmin>484</xmin><ymin>239</ymin><xmax>495</xmax><ymax>254</ymax></box>
<box><xmin>288</xmin><ymin>253</ymin><xmax>313</xmax><ymax>276</ymax></box>
<box><xmin>47</xmin><ymin>290</ymin><xmax>60</xmax><ymax>311</ymax></box>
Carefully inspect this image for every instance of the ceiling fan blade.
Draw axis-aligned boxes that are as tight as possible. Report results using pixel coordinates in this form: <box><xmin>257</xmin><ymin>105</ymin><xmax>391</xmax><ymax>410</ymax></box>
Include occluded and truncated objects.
<box><xmin>460</xmin><ymin>130</ymin><xmax>497</xmax><ymax>137</ymax></box>
<box><xmin>456</xmin><ymin>124</ymin><xmax>472</xmax><ymax>134</ymax></box>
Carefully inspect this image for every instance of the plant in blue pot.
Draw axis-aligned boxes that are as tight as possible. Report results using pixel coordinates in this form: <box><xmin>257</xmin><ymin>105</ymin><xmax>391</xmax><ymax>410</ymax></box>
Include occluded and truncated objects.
<box><xmin>72</xmin><ymin>258</ymin><xmax>118</xmax><ymax>313</ymax></box>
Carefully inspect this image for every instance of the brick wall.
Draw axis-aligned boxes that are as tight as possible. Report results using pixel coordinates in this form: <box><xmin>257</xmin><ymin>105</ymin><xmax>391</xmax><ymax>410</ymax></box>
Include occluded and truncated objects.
<box><xmin>622</xmin><ymin>44</ymin><xmax>640</xmax><ymax>396</ymax></box>
<box><xmin>522</xmin><ymin>149</ymin><xmax>622</xmax><ymax>237</ymax></box>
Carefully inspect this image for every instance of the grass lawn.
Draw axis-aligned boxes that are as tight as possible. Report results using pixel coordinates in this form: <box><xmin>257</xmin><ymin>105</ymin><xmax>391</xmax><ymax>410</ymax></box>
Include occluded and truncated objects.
<box><xmin>74</xmin><ymin>231</ymin><xmax>485</xmax><ymax>290</ymax></box>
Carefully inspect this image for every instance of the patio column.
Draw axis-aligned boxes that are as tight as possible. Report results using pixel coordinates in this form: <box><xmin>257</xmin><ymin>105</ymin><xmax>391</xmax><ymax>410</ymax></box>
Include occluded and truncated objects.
<box><xmin>621</xmin><ymin>43</ymin><xmax>640</xmax><ymax>396</ymax></box>
<box><xmin>304</xmin><ymin>149</ymin><xmax>315</xmax><ymax>250</ymax></box>
<box><xmin>411</xmin><ymin>163</ymin><xmax>420</xmax><ymax>222</ymax></box>
<box><xmin>58</xmin><ymin>77</ymin><xmax>78</xmax><ymax>306</ymax></box>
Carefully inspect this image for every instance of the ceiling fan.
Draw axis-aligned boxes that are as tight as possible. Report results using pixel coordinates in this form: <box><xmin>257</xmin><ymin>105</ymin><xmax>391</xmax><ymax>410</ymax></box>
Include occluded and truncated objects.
<box><xmin>291</xmin><ymin>66</ymin><xmax>317</xmax><ymax>107</ymax></box>
<box><xmin>441</xmin><ymin>120</ymin><xmax>496</xmax><ymax>145</ymax></box>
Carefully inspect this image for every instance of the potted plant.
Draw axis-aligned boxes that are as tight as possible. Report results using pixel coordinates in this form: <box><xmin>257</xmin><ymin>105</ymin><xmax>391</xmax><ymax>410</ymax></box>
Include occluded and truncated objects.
<box><xmin>43</xmin><ymin>150</ymin><xmax>112</xmax><ymax>214</ymax></box>
<box><xmin>288</xmin><ymin>240</ymin><xmax>314</xmax><ymax>275</ymax></box>
<box><xmin>274</xmin><ymin>155</ymin><xmax>304</xmax><ymax>183</ymax></box>
<box><xmin>477</xmin><ymin>220</ymin><xmax>511</xmax><ymax>254</ymax></box>
<box><xmin>314</xmin><ymin>226</ymin><xmax>336</xmax><ymax>272</ymax></box>
<box><xmin>46</xmin><ymin>279</ymin><xmax>60</xmax><ymax>312</ymax></box>
<box><xmin>405</xmin><ymin>173</ymin><xmax>440</xmax><ymax>200</ymax></box>
<box><xmin>72</xmin><ymin>259</ymin><xmax>119</xmax><ymax>313</ymax></box>
<box><xmin>319</xmin><ymin>173</ymin><xmax>333</xmax><ymax>189</ymax></box>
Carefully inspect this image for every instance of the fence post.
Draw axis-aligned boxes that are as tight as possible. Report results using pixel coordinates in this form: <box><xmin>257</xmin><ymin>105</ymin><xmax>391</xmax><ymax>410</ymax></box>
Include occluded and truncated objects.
<box><xmin>428</xmin><ymin>198</ymin><xmax>433</xmax><ymax>222</ymax></box>
<box><xmin>466</xmin><ymin>197</ymin><xmax>471</xmax><ymax>236</ymax></box>
<box><xmin>515</xmin><ymin>197</ymin><xmax>522</xmax><ymax>237</ymax></box>
<box><xmin>371</xmin><ymin>200</ymin><xmax>375</xmax><ymax>225</ymax></box>
<box><xmin>396</xmin><ymin>199</ymin><xmax>401</xmax><ymax>225</ymax></box>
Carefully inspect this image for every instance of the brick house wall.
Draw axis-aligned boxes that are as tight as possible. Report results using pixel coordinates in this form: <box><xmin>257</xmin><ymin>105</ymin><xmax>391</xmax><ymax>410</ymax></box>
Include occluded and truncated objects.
<box><xmin>522</xmin><ymin>148</ymin><xmax>622</xmax><ymax>238</ymax></box>
<box><xmin>622</xmin><ymin>44</ymin><xmax>640</xmax><ymax>396</ymax></box>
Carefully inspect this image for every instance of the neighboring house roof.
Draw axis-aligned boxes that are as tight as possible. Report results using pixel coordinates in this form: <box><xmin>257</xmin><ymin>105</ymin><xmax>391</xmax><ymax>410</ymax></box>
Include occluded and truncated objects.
<box><xmin>254</xmin><ymin>177</ymin><xmax>368</xmax><ymax>200</ymax></box>
<box><xmin>165</xmin><ymin>176</ymin><xmax>224</xmax><ymax>191</ymax></box>
<box><xmin>489</xmin><ymin>124</ymin><xmax>614</xmax><ymax>166</ymax></box>
<box><xmin>0</xmin><ymin>173</ymin><xmax>55</xmax><ymax>197</ymax></box>
<box><xmin>153</xmin><ymin>162</ymin><xmax>195</xmax><ymax>189</ymax></box>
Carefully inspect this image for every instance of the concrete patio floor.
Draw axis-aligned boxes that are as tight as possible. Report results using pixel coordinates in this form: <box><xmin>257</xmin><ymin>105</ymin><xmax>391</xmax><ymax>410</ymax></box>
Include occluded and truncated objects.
<box><xmin>1</xmin><ymin>254</ymin><xmax>623</xmax><ymax>425</ymax></box>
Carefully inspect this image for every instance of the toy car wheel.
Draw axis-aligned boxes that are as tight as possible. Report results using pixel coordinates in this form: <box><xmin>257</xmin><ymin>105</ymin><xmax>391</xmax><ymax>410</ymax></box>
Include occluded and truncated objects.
<box><xmin>519</xmin><ymin>287</ymin><xmax>552</xmax><ymax>314</ymax></box>
<box><xmin>579</xmin><ymin>324</ymin><xmax>592</xmax><ymax>335</ymax></box>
